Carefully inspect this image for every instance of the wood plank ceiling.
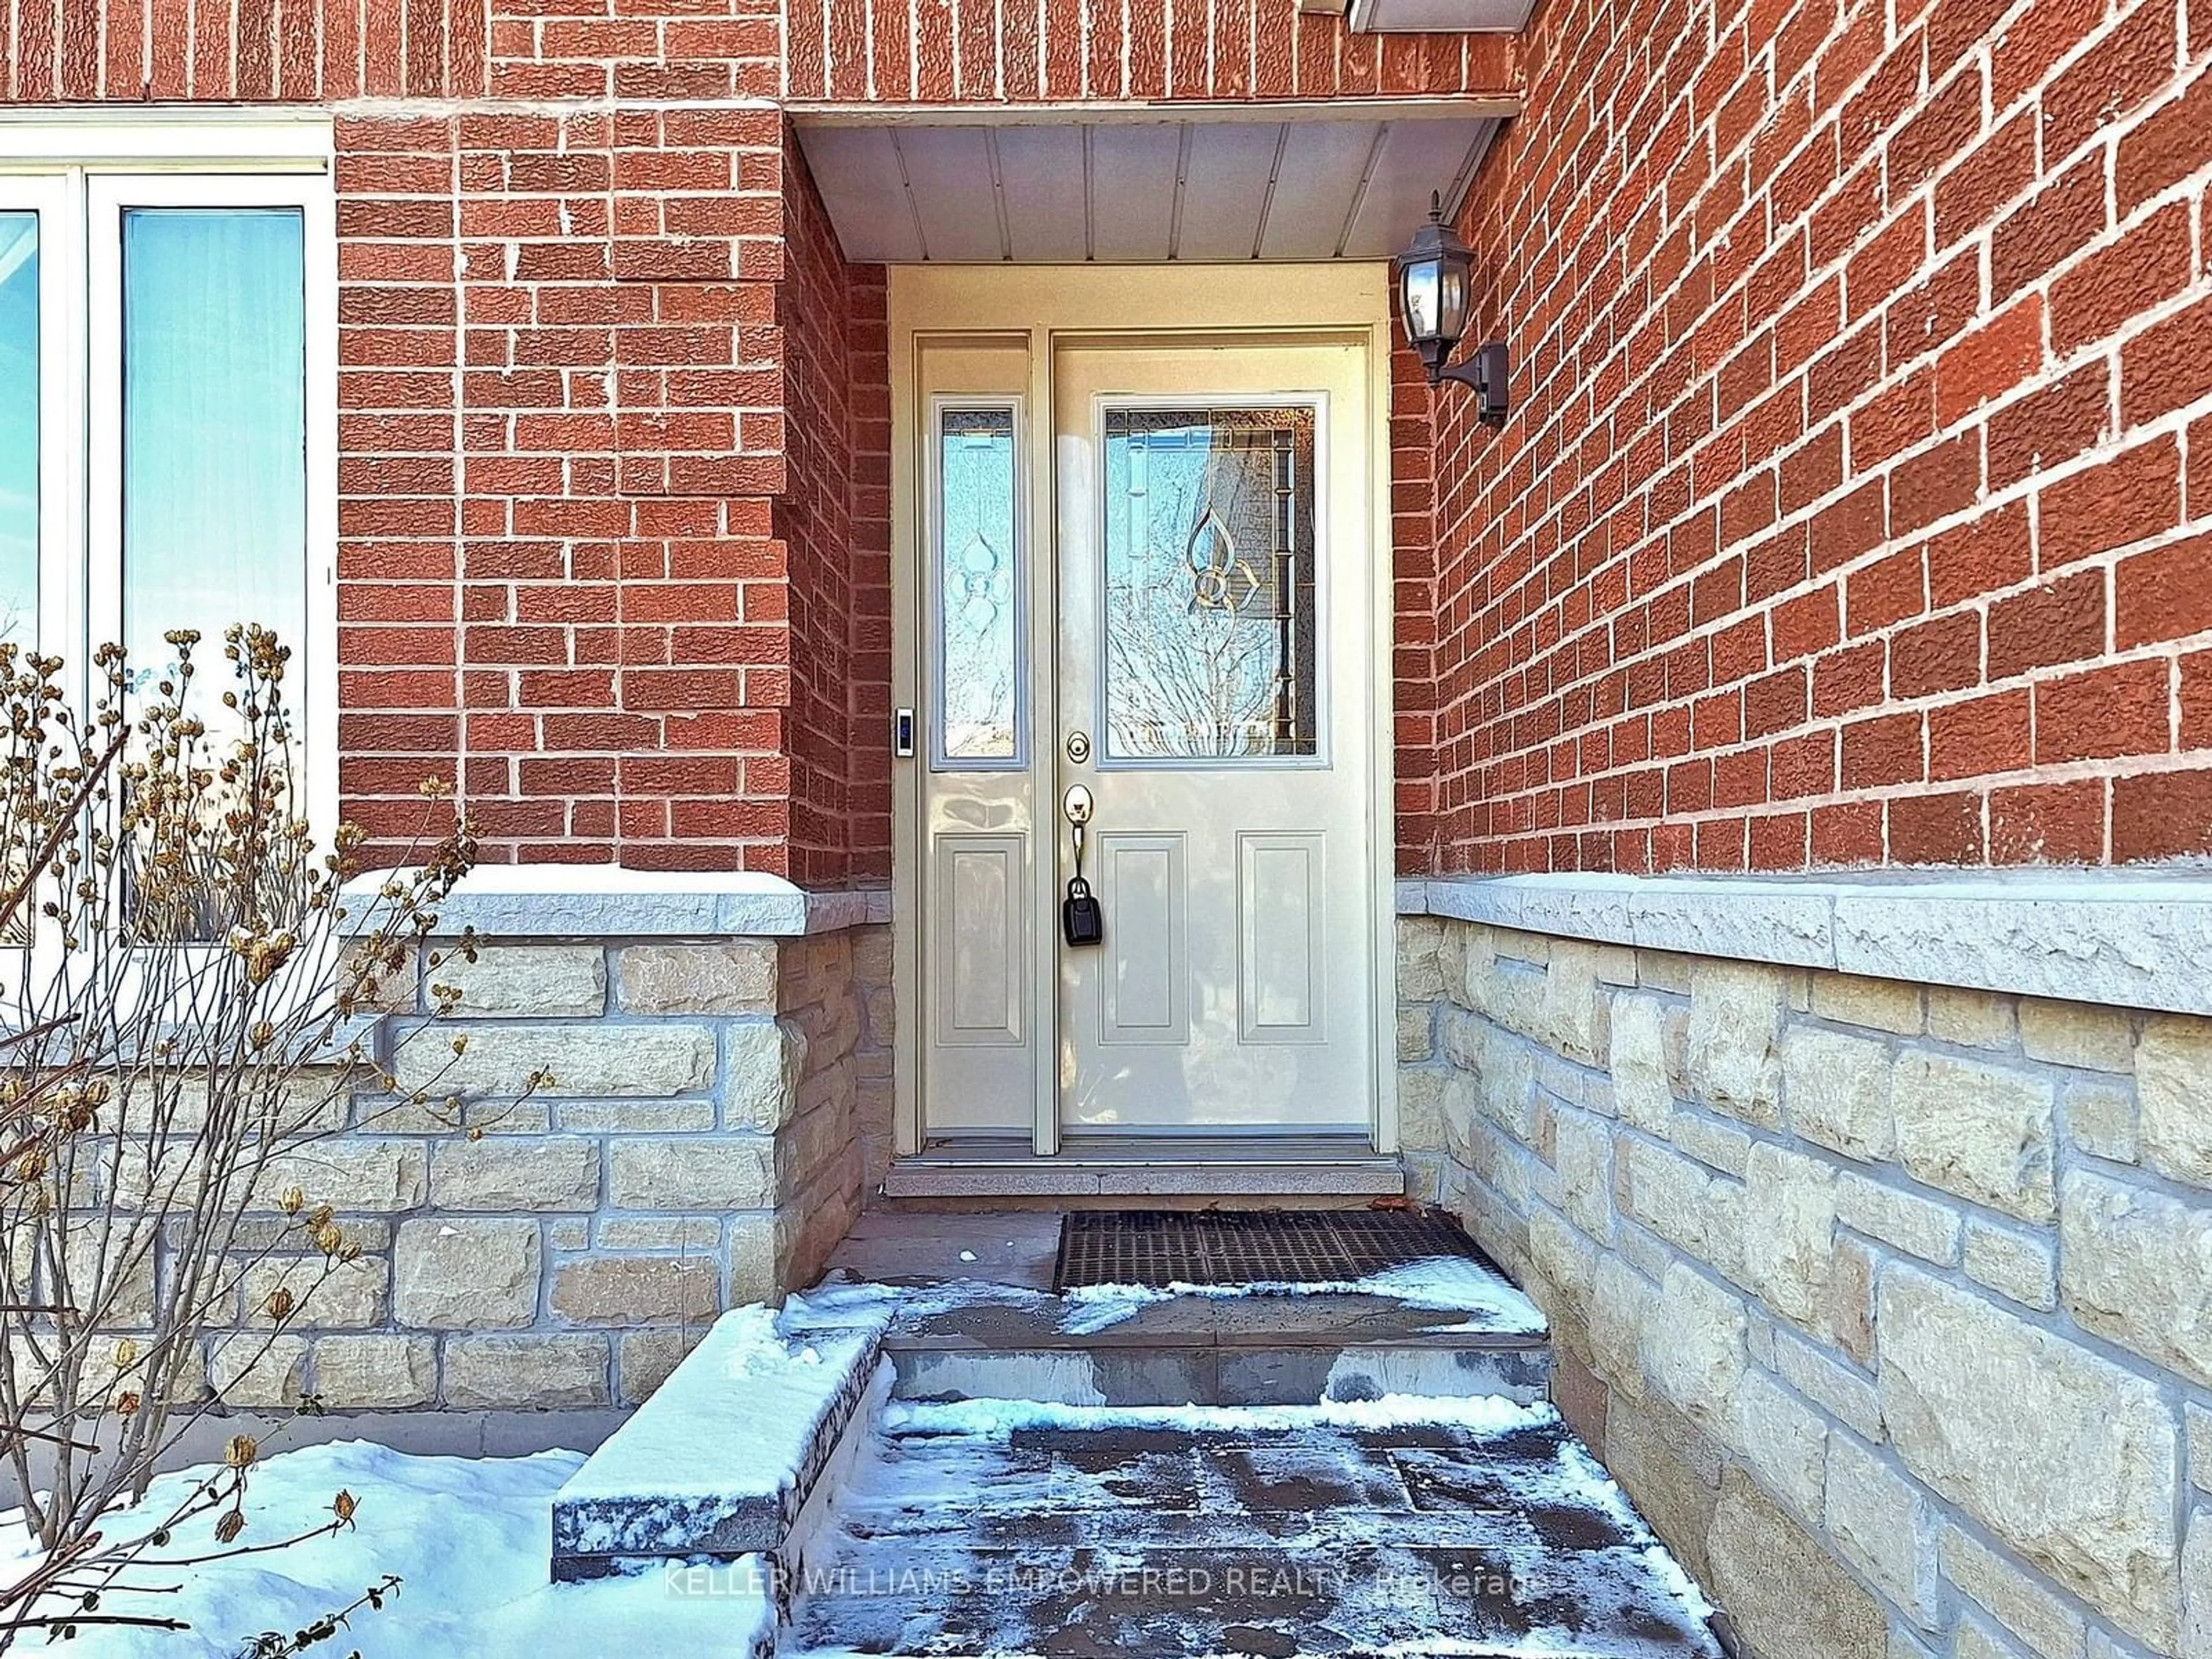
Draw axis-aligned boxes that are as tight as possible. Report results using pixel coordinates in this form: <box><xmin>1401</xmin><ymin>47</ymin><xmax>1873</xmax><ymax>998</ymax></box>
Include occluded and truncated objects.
<box><xmin>796</xmin><ymin>112</ymin><xmax>1500</xmax><ymax>264</ymax></box>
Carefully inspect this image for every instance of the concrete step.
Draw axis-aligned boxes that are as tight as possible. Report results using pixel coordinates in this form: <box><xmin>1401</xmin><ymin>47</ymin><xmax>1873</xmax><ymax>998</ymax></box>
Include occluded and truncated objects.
<box><xmin>881</xmin><ymin>1289</ymin><xmax>1552</xmax><ymax>1406</ymax></box>
<box><xmin>781</xmin><ymin>1410</ymin><xmax>1725</xmax><ymax>1658</ymax></box>
<box><xmin>791</xmin><ymin>1253</ymin><xmax>1554</xmax><ymax>1408</ymax></box>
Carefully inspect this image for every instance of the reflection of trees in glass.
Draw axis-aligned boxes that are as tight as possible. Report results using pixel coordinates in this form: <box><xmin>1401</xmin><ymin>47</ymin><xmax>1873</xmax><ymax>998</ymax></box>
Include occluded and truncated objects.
<box><xmin>938</xmin><ymin>409</ymin><xmax>1020</xmax><ymax>762</ymax></box>
<box><xmin>1103</xmin><ymin>410</ymin><xmax>1317</xmax><ymax>759</ymax></box>
<box><xmin>0</xmin><ymin>213</ymin><xmax>39</xmax><ymax>642</ymax></box>
<box><xmin>122</xmin><ymin>209</ymin><xmax>307</xmax><ymax>735</ymax></box>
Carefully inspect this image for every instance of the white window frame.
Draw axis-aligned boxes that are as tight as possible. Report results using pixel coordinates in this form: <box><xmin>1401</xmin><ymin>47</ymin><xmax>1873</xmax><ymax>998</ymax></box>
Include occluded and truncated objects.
<box><xmin>0</xmin><ymin>118</ymin><xmax>338</xmax><ymax>839</ymax></box>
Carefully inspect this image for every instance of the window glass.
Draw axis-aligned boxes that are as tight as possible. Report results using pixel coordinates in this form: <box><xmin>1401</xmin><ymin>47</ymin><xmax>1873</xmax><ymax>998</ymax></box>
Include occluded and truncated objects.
<box><xmin>935</xmin><ymin>405</ymin><xmax>1022</xmax><ymax>766</ymax></box>
<box><xmin>120</xmin><ymin>207</ymin><xmax>307</xmax><ymax>709</ymax></box>
<box><xmin>1100</xmin><ymin>406</ymin><xmax>1319</xmax><ymax>760</ymax></box>
<box><xmin>0</xmin><ymin>213</ymin><xmax>37</xmax><ymax>642</ymax></box>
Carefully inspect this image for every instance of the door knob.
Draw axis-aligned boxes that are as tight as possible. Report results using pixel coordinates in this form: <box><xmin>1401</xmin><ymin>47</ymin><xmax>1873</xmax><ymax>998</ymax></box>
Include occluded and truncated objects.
<box><xmin>1063</xmin><ymin>784</ymin><xmax>1094</xmax><ymax>882</ymax></box>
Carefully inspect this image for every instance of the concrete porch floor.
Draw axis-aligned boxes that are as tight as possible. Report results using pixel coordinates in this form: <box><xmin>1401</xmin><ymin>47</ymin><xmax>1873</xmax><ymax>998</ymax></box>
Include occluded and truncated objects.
<box><xmin>778</xmin><ymin>1214</ymin><xmax>1720</xmax><ymax>1657</ymax></box>
<box><xmin>825</xmin><ymin>1209</ymin><xmax>1066</xmax><ymax>1291</ymax></box>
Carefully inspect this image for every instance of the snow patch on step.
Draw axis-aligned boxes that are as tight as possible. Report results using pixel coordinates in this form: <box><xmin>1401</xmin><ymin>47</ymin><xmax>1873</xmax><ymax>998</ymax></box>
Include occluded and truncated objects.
<box><xmin>787</xmin><ymin>1251</ymin><xmax>1547</xmax><ymax>1342</ymax></box>
<box><xmin>881</xmin><ymin>1391</ymin><xmax>1556</xmax><ymax>1438</ymax></box>
<box><xmin>1056</xmin><ymin>1253</ymin><xmax>1548</xmax><ymax>1336</ymax></box>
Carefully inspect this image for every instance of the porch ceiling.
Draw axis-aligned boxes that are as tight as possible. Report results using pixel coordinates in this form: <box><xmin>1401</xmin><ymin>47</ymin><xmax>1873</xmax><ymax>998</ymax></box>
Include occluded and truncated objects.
<box><xmin>794</xmin><ymin>106</ymin><xmax>1501</xmax><ymax>264</ymax></box>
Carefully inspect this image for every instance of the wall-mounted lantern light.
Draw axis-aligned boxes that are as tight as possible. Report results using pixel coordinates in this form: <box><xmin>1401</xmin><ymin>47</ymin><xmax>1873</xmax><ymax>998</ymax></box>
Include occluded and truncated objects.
<box><xmin>1395</xmin><ymin>192</ymin><xmax>1510</xmax><ymax>426</ymax></box>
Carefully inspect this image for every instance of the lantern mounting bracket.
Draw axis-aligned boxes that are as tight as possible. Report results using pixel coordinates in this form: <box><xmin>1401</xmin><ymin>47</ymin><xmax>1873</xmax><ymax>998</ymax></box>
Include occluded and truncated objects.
<box><xmin>1430</xmin><ymin>339</ymin><xmax>1512</xmax><ymax>426</ymax></box>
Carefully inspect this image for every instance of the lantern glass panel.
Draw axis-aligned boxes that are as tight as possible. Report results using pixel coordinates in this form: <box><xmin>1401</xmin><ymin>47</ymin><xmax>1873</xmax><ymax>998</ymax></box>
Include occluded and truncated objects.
<box><xmin>1435</xmin><ymin>257</ymin><xmax>1470</xmax><ymax>343</ymax></box>
<box><xmin>1400</xmin><ymin>259</ymin><xmax>1442</xmax><ymax>343</ymax></box>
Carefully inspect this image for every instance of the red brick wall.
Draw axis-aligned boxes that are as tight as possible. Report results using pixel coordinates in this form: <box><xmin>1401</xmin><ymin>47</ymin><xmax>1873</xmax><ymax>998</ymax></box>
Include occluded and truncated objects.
<box><xmin>0</xmin><ymin>0</ymin><xmax>785</xmax><ymax>103</ymax></box>
<box><xmin>783</xmin><ymin>0</ymin><xmax>1517</xmax><ymax>102</ymax></box>
<box><xmin>778</xmin><ymin>138</ymin><xmax>892</xmax><ymax>887</ymax></box>
<box><xmin>4</xmin><ymin>0</ymin><xmax>1493</xmax><ymax>880</ymax></box>
<box><xmin>1392</xmin><ymin>342</ymin><xmax>1446</xmax><ymax>868</ymax></box>
<box><xmin>2</xmin><ymin>0</ymin><xmax>878</xmax><ymax>876</ymax></box>
<box><xmin>1420</xmin><ymin>0</ymin><xmax>2212</xmax><ymax>875</ymax></box>
<box><xmin>0</xmin><ymin>0</ymin><xmax>1512</xmax><ymax>105</ymax></box>
<box><xmin>335</xmin><ymin>103</ymin><xmax>804</xmax><ymax>873</ymax></box>
<box><xmin>1</xmin><ymin>0</ymin><xmax>491</xmax><ymax>100</ymax></box>
<box><xmin>847</xmin><ymin>269</ymin><xmax>895</xmax><ymax>881</ymax></box>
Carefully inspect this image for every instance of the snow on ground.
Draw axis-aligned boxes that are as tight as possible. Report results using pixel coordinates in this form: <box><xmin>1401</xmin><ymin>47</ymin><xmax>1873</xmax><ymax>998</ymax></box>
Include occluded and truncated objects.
<box><xmin>0</xmin><ymin>1440</ymin><xmax>772</xmax><ymax>1658</ymax></box>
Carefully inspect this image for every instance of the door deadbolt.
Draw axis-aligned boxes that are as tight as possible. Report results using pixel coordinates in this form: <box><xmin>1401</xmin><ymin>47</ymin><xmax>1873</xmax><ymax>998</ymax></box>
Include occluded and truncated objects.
<box><xmin>1065</xmin><ymin>730</ymin><xmax>1092</xmax><ymax>764</ymax></box>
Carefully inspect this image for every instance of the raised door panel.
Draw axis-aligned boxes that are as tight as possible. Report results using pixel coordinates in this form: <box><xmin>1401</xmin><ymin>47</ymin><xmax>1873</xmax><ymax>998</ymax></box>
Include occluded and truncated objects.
<box><xmin>1238</xmin><ymin>831</ymin><xmax>1325</xmax><ymax>1044</ymax></box>
<box><xmin>933</xmin><ymin>833</ymin><xmax>1025</xmax><ymax>1046</ymax></box>
<box><xmin>1096</xmin><ymin>832</ymin><xmax>1188</xmax><ymax>1047</ymax></box>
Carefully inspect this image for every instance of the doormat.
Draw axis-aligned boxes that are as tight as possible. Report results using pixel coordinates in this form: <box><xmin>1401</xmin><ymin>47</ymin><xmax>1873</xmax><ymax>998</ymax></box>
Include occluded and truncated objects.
<box><xmin>1052</xmin><ymin>1209</ymin><xmax>1484</xmax><ymax>1291</ymax></box>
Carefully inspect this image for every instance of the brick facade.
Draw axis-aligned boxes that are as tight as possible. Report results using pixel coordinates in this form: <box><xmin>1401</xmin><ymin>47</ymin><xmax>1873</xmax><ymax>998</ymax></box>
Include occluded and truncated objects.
<box><xmin>334</xmin><ymin>100</ymin><xmax>823</xmax><ymax>873</ymax></box>
<box><xmin>1414</xmin><ymin>0</ymin><xmax>2212</xmax><ymax>875</ymax></box>
<box><xmin>5</xmin><ymin>0</ymin><xmax>2206</xmax><ymax>876</ymax></box>
<box><xmin>782</xmin><ymin>0</ymin><xmax>1518</xmax><ymax>103</ymax></box>
<box><xmin>1</xmin><ymin>0</ymin><xmax>1505</xmax><ymax>877</ymax></box>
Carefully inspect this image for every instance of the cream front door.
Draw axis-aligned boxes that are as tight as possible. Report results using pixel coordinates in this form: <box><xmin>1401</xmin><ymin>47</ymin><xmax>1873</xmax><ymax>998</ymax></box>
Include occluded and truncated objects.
<box><xmin>1051</xmin><ymin>341</ymin><xmax>1376</xmax><ymax>1138</ymax></box>
<box><xmin>895</xmin><ymin>267</ymin><xmax>1390</xmax><ymax>1158</ymax></box>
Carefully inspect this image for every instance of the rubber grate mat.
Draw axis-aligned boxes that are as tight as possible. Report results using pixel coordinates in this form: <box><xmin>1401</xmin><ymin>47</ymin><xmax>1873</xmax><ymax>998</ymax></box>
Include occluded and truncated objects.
<box><xmin>1053</xmin><ymin>1209</ymin><xmax>1485</xmax><ymax>1291</ymax></box>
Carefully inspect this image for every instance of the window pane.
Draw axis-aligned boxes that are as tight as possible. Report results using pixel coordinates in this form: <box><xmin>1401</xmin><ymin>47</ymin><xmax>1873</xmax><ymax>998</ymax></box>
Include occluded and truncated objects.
<box><xmin>935</xmin><ymin>405</ymin><xmax>1021</xmax><ymax>766</ymax></box>
<box><xmin>122</xmin><ymin>207</ymin><xmax>306</xmax><ymax>712</ymax></box>
<box><xmin>1101</xmin><ymin>407</ymin><xmax>1319</xmax><ymax>761</ymax></box>
<box><xmin>0</xmin><ymin>213</ymin><xmax>37</xmax><ymax>642</ymax></box>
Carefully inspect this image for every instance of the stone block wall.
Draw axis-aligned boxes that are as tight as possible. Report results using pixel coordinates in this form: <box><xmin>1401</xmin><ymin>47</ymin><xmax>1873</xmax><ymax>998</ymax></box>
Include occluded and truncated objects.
<box><xmin>1399</xmin><ymin>914</ymin><xmax>2212</xmax><ymax>1659</ymax></box>
<box><xmin>215</xmin><ymin>921</ymin><xmax>890</xmax><ymax>1416</ymax></box>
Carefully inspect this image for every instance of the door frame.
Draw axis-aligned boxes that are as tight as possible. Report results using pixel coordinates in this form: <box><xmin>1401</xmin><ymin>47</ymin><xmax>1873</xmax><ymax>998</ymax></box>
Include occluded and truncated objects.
<box><xmin>887</xmin><ymin>263</ymin><xmax>1400</xmax><ymax>1164</ymax></box>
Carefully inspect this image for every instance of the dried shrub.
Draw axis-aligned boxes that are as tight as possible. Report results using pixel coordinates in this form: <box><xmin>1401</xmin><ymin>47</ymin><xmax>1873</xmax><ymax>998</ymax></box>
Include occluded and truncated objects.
<box><xmin>0</xmin><ymin>626</ymin><xmax>517</xmax><ymax>1647</ymax></box>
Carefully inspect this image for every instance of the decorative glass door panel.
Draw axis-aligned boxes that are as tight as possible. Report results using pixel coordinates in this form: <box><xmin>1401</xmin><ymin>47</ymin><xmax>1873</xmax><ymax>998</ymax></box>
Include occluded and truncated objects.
<box><xmin>1099</xmin><ymin>407</ymin><xmax>1320</xmax><ymax>762</ymax></box>
<box><xmin>934</xmin><ymin>404</ymin><xmax>1022</xmax><ymax>767</ymax></box>
<box><xmin>913</xmin><ymin>344</ymin><xmax>1041</xmax><ymax>1137</ymax></box>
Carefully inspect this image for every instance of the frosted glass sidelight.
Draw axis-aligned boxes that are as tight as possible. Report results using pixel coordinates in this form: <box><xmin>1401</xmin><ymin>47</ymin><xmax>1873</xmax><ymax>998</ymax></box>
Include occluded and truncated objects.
<box><xmin>934</xmin><ymin>404</ymin><xmax>1022</xmax><ymax>766</ymax></box>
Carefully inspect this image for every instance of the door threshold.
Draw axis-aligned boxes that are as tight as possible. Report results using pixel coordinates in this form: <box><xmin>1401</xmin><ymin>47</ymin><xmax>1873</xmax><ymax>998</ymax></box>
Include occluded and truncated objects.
<box><xmin>882</xmin><ymin>1136</ymin><xmax>1404</xmax><ymax>1199</ymax></box>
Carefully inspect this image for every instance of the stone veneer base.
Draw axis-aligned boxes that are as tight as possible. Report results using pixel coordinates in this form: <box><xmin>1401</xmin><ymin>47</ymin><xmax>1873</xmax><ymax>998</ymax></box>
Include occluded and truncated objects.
<box><xmin>176</xmin><ymin>872</ymin><xmax>900</xmax><ymax>1418</ymax></box>
<box><xmin>1395</xmin><ymin>901</ymin><xmax>2212</xmax><ymax>1659</ymax></box>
